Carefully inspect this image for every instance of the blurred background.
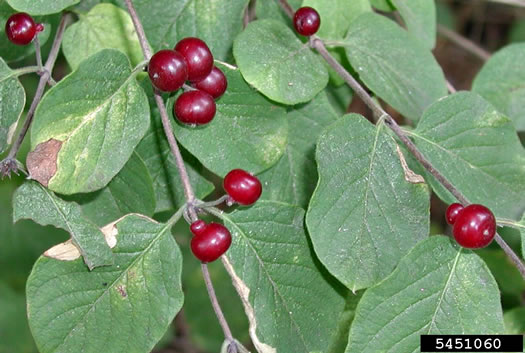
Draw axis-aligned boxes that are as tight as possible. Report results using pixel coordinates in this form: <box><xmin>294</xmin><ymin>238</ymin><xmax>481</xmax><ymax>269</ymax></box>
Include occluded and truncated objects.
<box><xmin>1</xmin><ymin>0</ymin><xmax>525</xmax><ymax>352</ymax></box>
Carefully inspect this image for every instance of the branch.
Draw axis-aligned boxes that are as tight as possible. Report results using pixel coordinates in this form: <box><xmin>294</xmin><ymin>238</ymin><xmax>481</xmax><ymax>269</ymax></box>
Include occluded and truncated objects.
<box><xmin>2</xmin><ymin>13</ymin><xmax>72</xmax><ymax>175</ymax></box>
<box><xmin>243</xmin><ymin>0</ymin><xmax>257</xmax><ymax>28</ymax></box>
<box><xmin>123</xmin><ymin>1</ymin><xmax>237</xmax><ymax>351</ymax></box>
<box><xmin>437</xmin><ymin>24</ymin><xmax>491</xmax><ymax>62</ymax></box>
<box><xmin>308</xmin><ymin>36</ymin><xmax>525</xmax><ymax>280</ymax></box>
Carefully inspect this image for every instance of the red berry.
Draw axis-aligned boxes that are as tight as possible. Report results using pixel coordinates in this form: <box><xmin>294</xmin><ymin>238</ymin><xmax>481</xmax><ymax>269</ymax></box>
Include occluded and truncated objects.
<box><xmin>174</xmin><ymin>37</ymin><xmax>214</xmax><ymax>82</ymax></box>
<box><xmin>148</xmin><ymin>49</ymin><xmax>188</xmax><ymax>92</ymax></box>
<box><xmin>190</xmin><ymin>220</ymin><xmax>207</xmax><ymax>236</ymax></box>
<box><xmin>223</xmin><ymin>169</ymin><xmax>262</xmax><ymax>206</ymax></box>
<box><xmin>453</xmin><ymin>204</ymin><xmax>496</xmax><ymax>249</ymax></box>
<box><xmin>5</xmin><ymin>13</ymin><xmax>39</xmax><ymax>45</ymax></box>
<box><xmin>191</xmin><ymin>222</ymin><xmax>232</xmax><ymax>263</ymax></box>
<box><xmin>293</xmin><ymin>7</ymin><xmax>321</xmax><ymax>36</ymax></box>
<box><xmin>445</xmin><ymin>203</ymin><xmax>464</xmax><ymax>225</ymax></box>
<box><xmin>174</xmin><ymin>90</ymin><xmax>216</xmax><ymax>125</ymax></box>
<box><xmin>192</xmin><ymin>66</ymin><xmax>227</xmax><ymax>99</ymax></box>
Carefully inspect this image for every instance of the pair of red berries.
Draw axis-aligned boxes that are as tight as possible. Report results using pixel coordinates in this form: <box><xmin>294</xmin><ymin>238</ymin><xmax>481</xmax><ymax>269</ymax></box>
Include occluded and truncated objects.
<box><xmin>446</xmin><ymin>203</ymin><xmax>496</xmax><ymax>249</ymax></box>
<box><xmin>148</xmin><ymin>37</ymin><xmax>227</xmax><ymax>126</ymax></box>
<box><xmin>5</xmin><ymin>12</ymin><xmax>44</xmax><ymax>46</ymax></box>
<box><xmin>190</xmin><ymin>169</ymin><xmax>262</xmax><ymax>263</ymax></box>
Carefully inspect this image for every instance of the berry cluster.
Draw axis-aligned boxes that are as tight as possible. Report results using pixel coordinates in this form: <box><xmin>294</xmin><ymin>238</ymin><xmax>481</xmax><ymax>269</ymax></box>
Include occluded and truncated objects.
<box><xmin>189</xmin><ymin>169</ymin><xmax>262</xmax><ymax>263</ymax></box>
<box><xmin>446</xmin><ymin>203</ymin><xmax>496</xmax><ymax>249</ymax></box>
<box><xmin>5</xmin><ymin>12</ymin><xmax>43</xmax><ymax>46</ymax></box>
<box><xmin>148</xmin><ymin>37</ymin><xmax>227</xmax><ymax>126</ymax></box>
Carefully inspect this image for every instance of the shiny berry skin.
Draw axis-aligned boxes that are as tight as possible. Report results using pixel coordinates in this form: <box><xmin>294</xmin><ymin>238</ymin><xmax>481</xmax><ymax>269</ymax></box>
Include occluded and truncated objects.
<box><xmin>223</xmin><ymin>169</ymin><xmax>262</xmax><ymax>206</ymax></box>
<box><xmin>293</xmin><ymin>7</ymin><xmax>321</xmax><ymax>36</ymax></box>
<box><xmin>174</xmin><ymin>37</ymin><xmax>214</xmax><ymax>82</ymax></box>
<box><xmin>453</xmin><ymin>204</ymin><xmax>496</xmax><ymax>249</ymax></box>
<box><xmin>174</xmin><ymin>90</ymin><xmax>216</xmax><ymax>125</ymax></box>
<box><xmin>192</xmin><ymin>66</ymin><xmax>227</xmax><ymax>99</ymax></box>
<box><xmin>5</xmin><ymin>13</ymin><xmax>41</xmax><ymax>45</ymax></box>
<box><xmin>191</xmin><ymin>222</ymin><xmax>232</xmax><ymax>263</ymax></box>
<box><xmin>190</xmin><ymin>220</ymin><xmax>207</xmax><ymax>236</ymax></box>
<box><xmin>445</xmin><ymin>203</ymin><xmax>464</xmax><ymax>225</ymax></box>
<box><xmin>148</xmin><ymin>49</ymin><xmax>188</xmax><ymax>92</ymax></box>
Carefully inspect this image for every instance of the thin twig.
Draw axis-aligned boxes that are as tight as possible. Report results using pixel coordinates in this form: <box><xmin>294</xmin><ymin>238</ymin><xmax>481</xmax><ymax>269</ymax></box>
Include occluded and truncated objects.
<box><xmin>13</xmin><ymin>66</ymin><xmax>41</xmax><ymax>77</ymax></box>
<box><xmin>201</xmin><ymin>263</ymin><xmax>237</xmax><ymax>353</ymax></box>
<box><xmin>445</xmin><ymin>79</ymin><xmax>457</xmax><ymax>93</ymax></box>
<box><xmin>243</xmin><ymin>0</ymin><xmax>257</xmax><ymax>28</ymax></box>
<box><xmin>437</xmin><ymin>24</ymin><xmax>491</xmax><ymax>62</ymax></box>
<box><xmin>4</xmin><ymin>13</ymin><xmax>72</xmax><ymax>164</ymax></box>
<box><xmin>484</xmin><ymin>0</ymin><xmax>525</xmax><ymax>7</ymax></box>
<box><xmin>278</xmin><ymin>0</ymin><xmax>294</xmax><ymax>18</ymax></box>
<box><xmin>307</xmin><ymin>35</ymin><xmax>525</xmax><ymax>280</ymax></box>
<box><xmin>34</xmin><ymin>36</ymin><xmax>43</xmax><ymax>71</ymax></box>
<box><xmin>123</xmin><ymin>1</ymin><xmax>237</xmax><ymax>350</ymax></box>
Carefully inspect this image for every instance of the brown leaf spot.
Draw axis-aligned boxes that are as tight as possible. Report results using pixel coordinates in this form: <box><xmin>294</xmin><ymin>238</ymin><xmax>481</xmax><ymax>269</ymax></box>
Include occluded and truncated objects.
<box><xmin>395</xmin><ymin>145</ymin><xmax>425</xmax><ymax>184</ymax></box>
<box><xmin>27</xmin><ymin>139</ymin><xmax>62</xmax><ymax>187</ymax></box>
<box><xmin>116</xmin><ymin>285</ymin><xmax>127</xmax><ymax>298</ymax></box>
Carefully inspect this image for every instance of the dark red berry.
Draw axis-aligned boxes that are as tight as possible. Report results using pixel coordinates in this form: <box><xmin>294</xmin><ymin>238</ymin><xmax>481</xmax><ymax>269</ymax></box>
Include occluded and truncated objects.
<box><xmin>190</xmin><ymin>220</ymin><xmax>207</xmax><ymax>236</ymax></box>
<box><xmin>445</xmin><ymin>203</ymin><xmax>464</xmax><ymax>225</ymax></box>
<box><xmin>192</xmin><ymin>66</ymin><xmax>227</xmax><ymax>99</ymax></box>
<box><xmin>453</xmin><ymin>204</ymin><xmax>496</xmax><ymax>249</ymax></box>
<box><xmin>293</xmin><ymin>7</ymin><xmax>321</xmax><ymax>36</ymax></box>
<box><xmin>223</xmin><ymin>169</ymin><xmax>262</xmax><ymax>206</ymax></box>
<box><xmin>174</xmin><ymin>37</ymin><xmax>214</xmax><ymax>82</ymax></box>
<box><xmin>5</xmin><ymin>13</ymin><xmax>39</xmax><ymax>45</ymax></box>
<box><xmin>148</xmin><ymin>49</ymin><xmax>188</xmax><ymax>92</ymax></box>
<box><xmin>174</xmin><ymin>90</ymin><xmax>216</xmax><ymax>125</ymax></box>
<box><xmin>191</xmin><ymin>222</ymin><xmax>232</xmax><ymax>263</ymax></box>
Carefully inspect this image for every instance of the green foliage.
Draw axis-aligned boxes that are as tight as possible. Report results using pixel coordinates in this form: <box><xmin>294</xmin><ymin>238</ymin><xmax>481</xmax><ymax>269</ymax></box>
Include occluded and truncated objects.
<box><xmin>26</xmin><ymin>213</ymin><xmax>184</xmax><ymax>353</ymax></box>
<box><xmin>258</xmin><ymin>91</ymin><xmax>339</xmax><ymax>208</ymax></box>
<box><xmin>472</xmin><ymin>43</ymin><xmax>525</xmax><ymax>131</ymax></box>
<box><xmin>0</xmin><ymin>283</ymin><xmax>36</xmax><ymax>353</ymax></box>
<box><xmin>391</xmin><ymin>0</ymin><xmax>436</xmax><ymax>49</ymax></box>
<box><xmin>129</xmin><ymin>0</ymin><xmax>248</xmax><ymax>59</ymax></box>
<box><xmin>173</xmin><ymin>63</ymin><xmax>288</xmax><ymax>177</ymax></box>
<box><xmin>6</xmin><ymin>0</ymin><xmax>80</xmax><ymax>15</ymax></box>
<box><xmin>66</xmin><ymin>152</ymin><xmax>156</xmax><ymax>226</ymax></box>
<box><xmin>62</xmin><ymin>3</ymin><xmax>143</xmax><ymax>70</ymax></box>
<box><xmin>410</xmin><ymin>91</ymin><xmax>525</xmax><ymax>218</ymax></box>
<box><xmin>0</xmin><ymin>57</ymin><xmax>25</xmax><ymax>154</ymax></box>
<box><xmin>343</xmin><ymin>12</ymin><xmax>447</xmax><ymax>121</ymax></box>
<box><xmin>217</xmin><ymin>201</ymin><xmax>346</xmax><ymax>353</ymax></box>
<box><xmin>13</xmin><ymin>181</ymin><xmax>114</xmax><ymax>270</ymax></box>
<box><xmin>307</xmin><ymin>115</ymin><xmax>429</xmax><ymax>291</ymax></box>
<box><xmin>301</xmin><ymin>0</ymin><xmax>370</xmax><ymax>39</ymax></box>
<box><xmin>234</xmin><ymin>19</ymin><xmax>328</xmax><ymax>105</ymax></box>
<box><xmin>30</xmin><ymin>49</ymin><xmax>150</xmax><ymax>194</ymax></box>
<box><xmin>346</xmin><ymin>236</ymin><xmax>505</xmax><ymax>352</ymax></box>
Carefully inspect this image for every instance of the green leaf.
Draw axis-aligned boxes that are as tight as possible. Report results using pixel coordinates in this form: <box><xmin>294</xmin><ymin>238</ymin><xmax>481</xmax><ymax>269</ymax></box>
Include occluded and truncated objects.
<box><xmin>343</xmin><ymin>12</ymin><xmax>447</xmax><ymax>121</ymax></box>
<box><xmin>0</xmin><ymin>283</ymin><xmax>37</xmax><ymax>353</ymax></box>
<box><xmin>345</xmin><ymin>236</ymin><xmax>505</xmax><ymax>353</ymax></box>
<box><xmin>0</xmin><ymin>57</ymin><xmax>25</xmax><ymax>154</ymax></box>
<box><xmin>391</xmin><ymin>0</ymin><xmax>436</xmax><ymax>49</ymax></box>
<box><xmin>255</xmin><ymin>0</ymin><xmax>302</xmax><ymax>24</ymax></box>
<box><xmin>129</xmin><ymin>0</ymin><xmax>248</xmax><ymax>59</ymax></box>
<box><xmin>509</xmin><ymin>20</ymin><xmax>525</xmax><ymax>43</ymax></box>
<box><xmin>410</xmin><ymin>91</ymin><xmax>525</xmax><ymax>219</ymax></box>
<box><xmin>6</xmin><ymin>0</ymin><xmax>80</xmax><ymax>15</ymax></box>
<box><xmin>472</xmin><ymin>43</ymin><xmax>525</xmax><ymax>131</ymax></box>
<box><xmin>0</xmin><ymin>2</ymin><xmax>53</xmax><ymax>62</ymax></box>
<box><xmin>325</xmin><ymin>83</ymin><xmax>353</xmax><ymax>116</ymax></box>
<box><xmin>369</xmin><ymin>0</ymin><xmax>395</xmax><ymax>12</ymax></box>
<box><xmin>258</xmin><ymin>92</ymin><xmax>338</xmax><ymax>208</ymax></box>
<box><xmin>30</xmin><ymin>49</ymin><xmax>150</xmax><ymax>194</ymax></box>
<box><xmin>216</xmin><ymin>201</ymin><xmax>345</xmax><ymax>353</ymax></box>
<box><xmin>173</xmin><ymin>63</ymin><xmax>288</xmax><ymax>177</ymax></box>
<box><xmin>301</xmin><ymin>0</ymin><xmax>371</xmax><ymax>39</ymax></box>
<box><xmin>233</xmin><ymin>19</ymin><xmax>328</xmax><ymax>105</ymax></box>
<box><xmin>66</xmin><ymin>152</ymin><xmax>156</xmax><ymax>227</ymax></box>
<box><xmin>326</xmin><ymin>292</ymin><xmax>363</xmax><ymax>353</ymax></box>
<box><xmin>504</xmin><ymin>307</ymin><xmax>525</xmax><ymax>334</ymax></box>
<box><xmin>26</xmin><ymin>213</ymin><xmax>184</xmax><ymax>353</ymax></box>
<box><xmin>12</xmin><ymin>182</ymin><xmax>113</xmax><ymax>270</ymax></box>
<box><xmin>62</xmin><ymin>3</ymin><xmax>143</xmax><ymax>70</ymax></box>
<box><xmin>306</xmin><ymin>114</ymin><xmax>430</xmax><ymax>291</ymax></box>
